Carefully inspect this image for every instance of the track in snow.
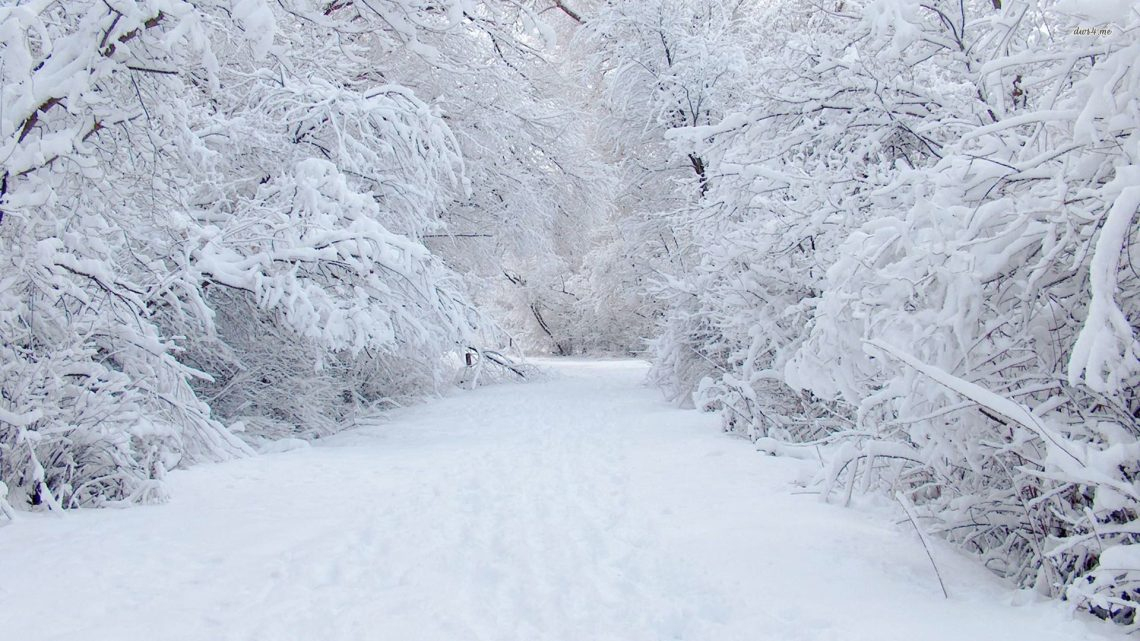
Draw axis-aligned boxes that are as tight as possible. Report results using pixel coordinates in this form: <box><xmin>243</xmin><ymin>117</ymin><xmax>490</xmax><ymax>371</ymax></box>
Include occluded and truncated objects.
<box><xmin>0</xmin><ymin>359</ymin><xmax>1119</xmax><ymax>640</ymax></box>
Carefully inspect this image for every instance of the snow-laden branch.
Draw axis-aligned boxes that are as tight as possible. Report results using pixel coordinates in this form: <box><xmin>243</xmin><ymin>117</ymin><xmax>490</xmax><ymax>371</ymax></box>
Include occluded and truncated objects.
<box><xmin>1067</xmin><ymin>183</ymin><xmax>1140</xmax><ymax>393</ymax></box>
<box><xmin>866</xmin><ymin>339</ymin><xmax>1084</xmax><ymax>466</ymax></box>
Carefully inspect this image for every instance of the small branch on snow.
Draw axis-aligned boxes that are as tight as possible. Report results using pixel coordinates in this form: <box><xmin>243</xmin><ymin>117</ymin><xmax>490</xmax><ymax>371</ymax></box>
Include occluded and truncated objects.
<box><xmin>896</xmin><ymin>491</ymin><xmax>950</xmax><ymax>599</ymax></box>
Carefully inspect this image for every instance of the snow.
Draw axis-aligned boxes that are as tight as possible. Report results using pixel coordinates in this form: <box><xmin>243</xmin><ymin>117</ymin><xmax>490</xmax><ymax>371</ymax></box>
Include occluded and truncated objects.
<box><xmin>1055</xmin><ymin>0</ymin><xmax>1136</xmax><ymax>24</ymax></box>
<box><xmin>232</xmin><ymin>0</ymin><xmax>275</xmax><ymax>60</ymax></box>
<box><xmin>0</xmin><ymin>360</ymin><xmax>1118</xmax><ymax>641</ymax></box>
<box><xmin>866</xmin><ymin>338</ymin><xmax>1087</xmax><ymax>467</ymax></box>
<box><xmin>1067</xmin><ymin>181</ymin><xmax>1140</xmax><ymax>393</ymax></box>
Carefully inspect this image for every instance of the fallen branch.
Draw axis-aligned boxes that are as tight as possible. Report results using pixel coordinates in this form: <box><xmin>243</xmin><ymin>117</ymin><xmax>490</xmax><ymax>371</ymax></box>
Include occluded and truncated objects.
<box><xmin>896</xmin><ymin>491</ymin><xmax>950</xmax><ymax>599</ymax></box>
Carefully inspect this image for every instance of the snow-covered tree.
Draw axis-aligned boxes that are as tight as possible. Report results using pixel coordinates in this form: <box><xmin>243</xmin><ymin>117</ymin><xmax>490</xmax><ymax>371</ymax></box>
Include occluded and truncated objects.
<box><xmin>786</xmin><ymin>0</ymin><xmax>1140</xmax><ymax>618</ymax></box>
<box><xmin>561</xmin><ymin>0</ymin><xmax>762</xmax><ymax>358</ymax></box>
<box><xmin>634</xmin><ymin>0</ymin><xmax>1140</xmax><ymax>621</ymax></box>
<box><xmin>0</xmin><ymin>0</ymin><xmax>570</xmax><ymax>512</ymax></box>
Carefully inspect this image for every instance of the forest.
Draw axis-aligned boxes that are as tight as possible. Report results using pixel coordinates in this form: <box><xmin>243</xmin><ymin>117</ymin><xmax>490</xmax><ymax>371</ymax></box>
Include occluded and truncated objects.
<box><xmin>1</xmin><ymin>0</ymin><xmax>1137</xmax><ymax>628</ymax></box>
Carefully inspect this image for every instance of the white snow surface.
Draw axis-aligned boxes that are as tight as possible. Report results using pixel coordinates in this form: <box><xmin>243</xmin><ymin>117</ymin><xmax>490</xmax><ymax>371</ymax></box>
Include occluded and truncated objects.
<box><xmin>0</xmin><ymin>359</ymin><xmax>1121</xmax><ymax>641</ymax></box>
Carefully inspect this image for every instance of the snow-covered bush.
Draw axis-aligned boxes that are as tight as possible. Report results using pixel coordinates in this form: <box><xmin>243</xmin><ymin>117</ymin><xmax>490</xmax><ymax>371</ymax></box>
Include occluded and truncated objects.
<box><xmin>164</xmin><ymin>156</ymin><xmax>479</xmax><ymax>439</ymax></box>
<box><xmin>0</xmin><ymin>0</ymin><xmax>256</xmax><ymax>510</ymax></box>
<box><xmin>650</xmin><ymin>0</ymin><xmax>950</xmax><ymax>428</ymax></box>
<box><xmin>0</xmin><ymin>0</ymin><xmax>558</xmax><ymax>511</ymax></box>
<box><xmin>637</xmin><ymin>0</ymin><xmax>1140</xmax><ymax>622</ymax></box>
<box><xmin>788</xmin><ymin>0</ymin><xmax>1140</xmax><ymax>619</ymax></box>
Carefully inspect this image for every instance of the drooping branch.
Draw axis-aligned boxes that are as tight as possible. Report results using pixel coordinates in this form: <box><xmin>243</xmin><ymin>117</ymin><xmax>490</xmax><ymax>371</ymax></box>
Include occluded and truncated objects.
<box><xmin>1</xmin><ymin>11</ymin><xmax>167</xmax><ymax>225</ymax></box>
<box><xmin>14</xmin><ymin>12</ymin><xmax>165</xmax><ymax>144</ymax></box>
<box><xmin>530</xmin><ymin>303</ymin><xmax>566</xmax><ymax>355</ymax></box>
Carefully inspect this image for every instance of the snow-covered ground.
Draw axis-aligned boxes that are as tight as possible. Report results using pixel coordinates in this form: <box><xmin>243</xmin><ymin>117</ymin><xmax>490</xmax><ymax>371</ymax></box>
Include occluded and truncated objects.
<box><xmin>0</xmin><ymin>359</ymin><xmax>1121</xmax><ymax>641</ymax></box>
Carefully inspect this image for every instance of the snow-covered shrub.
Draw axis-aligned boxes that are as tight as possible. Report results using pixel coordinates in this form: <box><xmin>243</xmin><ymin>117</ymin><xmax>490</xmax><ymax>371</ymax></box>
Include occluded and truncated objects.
<box><xmin>639</xmin><ymin>0</ymin><xmax>1140</xmax><ymax>622</ymax></box>
<box><xmin>649</xmin><ymin>0</ymin><xmax>952</xmax><ymax>435</ymax></box>
<box><xmin>0</xmin><ymin>0</ymin><xmax>545</xmax><ymax>511</ymax></box>
<box><xmin>165</xmin><ymin>157</ymin><xmax>478</xmax><ymax>440</ymax></box>
<box><xmin>0</xmin><ymin>0</ymin><xmax>255</xmax><ymax>509</ymax></box>
<box><xmin>789</xmin><ymin>0</ymin><xmax>1140</xmax><ymax>618</ymax></box>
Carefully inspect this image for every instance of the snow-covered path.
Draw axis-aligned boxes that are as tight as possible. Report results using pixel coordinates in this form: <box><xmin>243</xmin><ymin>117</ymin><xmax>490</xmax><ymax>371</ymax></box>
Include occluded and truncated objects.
<box><xmin>0</xmin><ymin>360</ymin><xmax>1118</xmax><ymax>641</ymax></box>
